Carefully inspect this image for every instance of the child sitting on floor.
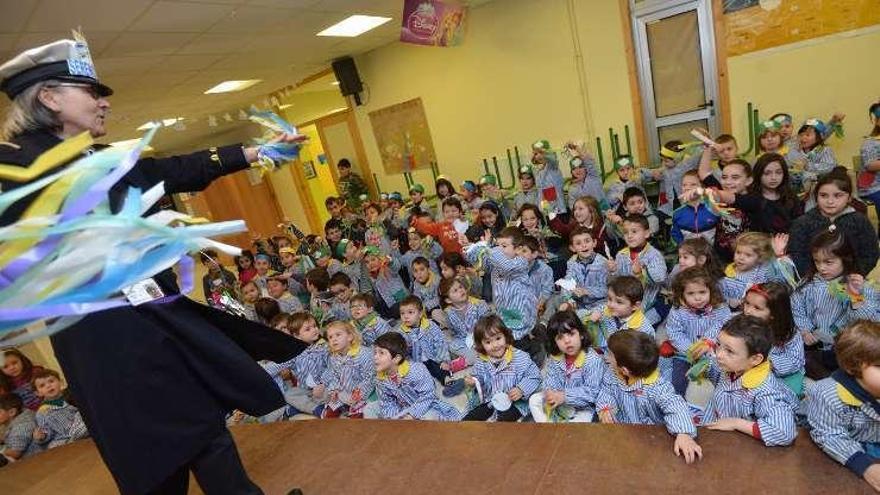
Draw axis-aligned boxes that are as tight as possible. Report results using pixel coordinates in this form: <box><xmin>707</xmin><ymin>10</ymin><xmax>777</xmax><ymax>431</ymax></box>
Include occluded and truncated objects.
<box><xmin>363</xmin><ymin>246</ymin><xmax>408</xmax><ymax>320</ymax></box>
<box><xmin>267</xmin><ymin>276</ymin><xmax>303</xmax><ymax>314</ymax></box>
<box><xmin>584</xmin><ymin>275</ymin><xmax>655</xmax><ymax>352</ymax></box>
<box><xmin>285</xmin><ymin>312</ymin><xmax>329</xmax><ymax>417</ymax></box>
<box><xmin>0</xmin><ymin>394</ymin><xmax>41</xmax><ymax>462</ymax></box>
<box><xmin>327</xmin><ymin>272</ymin><xmax>355</xmax><ymax>322</ymax></box>
<box><xmin>31</xmin><ymin>369</ymin><xmax>89</xmax><ymax>449</ymax></box>
<box><xmin>351</xmin><ymin>293</ymin><xmax>392</xmax><ymax>347</ymax></box>
<box><xmin>440</xmin><ymin>276</ymin><xmax>489</xmax><ymax>372</ymax></box>
<box><xmin>608</xmin><ymin>214</ymin><xmax>668</xmax><ymax>323</ymax></box>
<box><xmin>396</xmin><ymin>296</ymin><xmax>463</xmax><ymax>397</ymax></box>
<box><xmin>318</xmin><ymin>321</ymin><xmax>375</xmax><ymax>419</ymax></box>
<box><xmin>410</xmin><ymin>256</ymin><xmax>445</xmax><ymax>326</ymax></box>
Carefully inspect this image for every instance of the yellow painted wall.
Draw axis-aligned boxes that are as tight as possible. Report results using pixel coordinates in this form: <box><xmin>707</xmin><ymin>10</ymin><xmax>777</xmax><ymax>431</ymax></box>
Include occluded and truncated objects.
<box><xmin>282</xmin><ymin>90</ymin><xmax>349</xmax><ymax>126</ymax></box>
<box><xmin>353</xmin><ymin>0</ymin><xmax>637</xmax><ymax>194</ymax></box>
<box><xmin>298</xmin><ymin>123</ymin><xmax>336</xmax><ymax>226</ymax></box>
<box><xmin>727</xmin><ymin>26</ymin><xmax>880</xmax><ymax>166</ymax></box>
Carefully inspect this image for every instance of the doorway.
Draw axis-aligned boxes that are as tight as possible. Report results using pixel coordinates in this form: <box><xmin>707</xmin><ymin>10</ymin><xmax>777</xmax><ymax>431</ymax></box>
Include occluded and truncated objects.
<box><xmin>631</xmin><ymin>0</ymin><xmax>720</xmax><ymax>158</ymax></box>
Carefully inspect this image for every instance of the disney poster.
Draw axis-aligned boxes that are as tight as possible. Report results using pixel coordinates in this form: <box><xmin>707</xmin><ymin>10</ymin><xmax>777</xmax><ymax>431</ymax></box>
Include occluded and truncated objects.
<box><xmin>400</xmin><ymin>0</ymin><xmax>468</xmax><ymax>47</ymax></box>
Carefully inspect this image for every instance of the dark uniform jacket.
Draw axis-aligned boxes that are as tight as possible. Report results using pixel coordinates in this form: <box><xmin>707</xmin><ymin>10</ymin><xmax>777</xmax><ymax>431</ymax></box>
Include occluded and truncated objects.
<box><xmin>0</xmin><ymin>129</ymin><xmax>306</xmax><ymax>494</ymax></box>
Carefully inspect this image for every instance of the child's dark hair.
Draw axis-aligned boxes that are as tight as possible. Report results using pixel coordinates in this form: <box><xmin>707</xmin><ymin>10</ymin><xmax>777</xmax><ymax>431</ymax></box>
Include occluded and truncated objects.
<box><xmin>400</xmin><ymin>295</ymin><xmax>424</xmax><ymax>312</ymax></box>
<box><xmin>870</xmin><ymin>102</ymin><xmax>880</xmax><ymax>137</ymax></box>
<box><xmin>477</xmin><ymin>201</ymin><xmax>506</xmax><ymax>227</ymax></box>
<box><xmin>2</xmin><ymin>349</ymin><xmax>35</xmax><ymax>383</ymax></box>
<box><xmin>797</xmin><ymin>123</ymin><xmax>826</xmax><ymax>151</ymax></box>
<box><xmin>234</xmin><ymin>249</ymin><xmax>255</xmax><ymax>271</ymax></box>
<box><xmin>268</xmin><ymin>276</ymin><xmax>289</xmax><ymax>287</ymax></box>
<box><xmin>363</xmin><ymin>202</ymin><xmax>382</xmax><ymax>217</ymax></box>
<box><xmin>721</xmin><ymin>158</ymin><xmax>752</xmax><ymax>176</ymax></box>
<box><xmin>329</xmin><ymin>271</ymin><xmax>352</xmax><ymax>288</ymax></box>
<box><xmin>497</xmin><ymin>226</ymin><xmax>524</xmax><ymax>245</ymax></box>
<box><xmin>374</xmin><ymin>332</ymin><xmax>408</xmax><ymax>363</ymax></box>
<box><xmin>682</xmin><ymin>169</ymin><xmax>701</xmax><ymax>182</ymax></box>
<box><xmin>199</xmin><ymin>248</ymin><xmax>220</xmax><ymax>265</ymax></box>
<box><xmin>255</xmin><ymin>298</ymin><xmax>281</xmax><ymax>323</ymax></box>
<box><xmin>337</xmin><ymin>159</ymin><xmax>352</xmax><ymax>169</ymax></box>
<box><xmin>813</xmin><ymin>166</ymin><xmax>852</xmax><ymax>200</ymax></box>
<box><xmin>720</xmin><ymin>314</ymin><xmax>772</xmax><ymax>360</ymax></box>
<box><xmin>745</xmin><ymin>282</ymin><xmax>795</xmax><ymax>346</ymax></box>
<box><xmin>516</xmin><ymin>203</ymin><xmax>547</xmax><ymax>228</ymax></box>
<box><xmin>519</xmin><ymin>235</ymin><xmax>541</xmax><ymax>254</ymax></box>
<box><xmin>269</xmin><ymin>313</ymin><xmax>292</xmax><ymax>333</ymax></box>
<box><xmin>836</xmin><ymin>320</ymin><xmax>880</xmax><ymax>377</ymax></box>
<box><xmin>671</xmin><ymin>266</ymin><xmax>723</xmax><ymax>308</ymax></box>
<box><xmin>288</xmin><ymin>311</ymin><xmax>317</xmax><ymax>337</ymax></box>
<box><xmin>622</xmin><ymin>213</ymin><xmax>650</xmax><ymax>232</ymax></box>
<box><xmin>473</xmin><ymin>315</ymin><xmax>514</xmax><ymax>355</ymax></box>
<box><xmin>438</xmin><ymin>276</ymin><xmax>469</xmax><ymax>309</ymax></box>
<box><xmin>324</xmin><ymin>218</ymin><xmax>343</xmax><ymax>235</ymax></box>
<box><xmin>678</xmin><ymin>237</ymin><xmax>724</xmax><ymax>280</ymax></box>
<box><xmin>715</xmin><ymin>134</ymin><xmax>737</xmax><ymax>146</ymax></box>
<box><xmin>608</xmin><ymin>276</ymin><xmax>644</xmax><ymax>305</ymax></box>
<box><xmin>435</xmin><ymin>177</ymin><xmax>457</xmax><ymax>198</ymax></box>
<box><xmin>622</xmin><ymin>187</ymin><xmax>646</xmax><ymax>205</ymax></box>
<box><xmin>803</xmin><ymin>228</ymin><xmax>856</xmax><ymax>283</ymax></box>
<box><xmin>439</xmin><ymin>252</ymin><xmax>470</xmax><ymax>275</ymax></box>
<box><xmin>0</xmin><ymin>393</ymin><xmax>23</xmax><ymax>414</ymax></box>
<box><xmin>569</xmin><ymin>226</ymin><xmax>595</xmax><ymax>245</ymax></box>
<box><xmin>324</xmin><ymin>196</ymin><xmax>341</xmax><ymax>208</ymax></box>
<box><xmin>351</xmin><ymin>293</ymin><xmax>375</xmax><ymax>308</ymax></box>
<box><xmin>411</xmin><ymin>256</ymin><xmax>431</xmax><ymax>270</ymax></box>
<box><xmin>663</xmin><ymin>140</ymin><xmax>684</xmax><ymax>154</ymax></box>
<box><xmin>30</xmin><ymin>368</ymin><xmax>61</xmax><ymax>388</ymax></box>
<box><xmin>607</xmin><ymin>330</ymin><xmax>658</xmax><ymax>378</ymax></box>
<box><xmin>545</xmin><ymin>310</ymin><xmax>590</xmax><ymax>356</ymax></box>
<box><xmin>749</xmin><ymin>153</ymin><xmax>798</xmax><ymax>210</ymax></box>
<box><xmin>441</xmin><ymin>197</ymin><xmax>463</xmax><ymax>213</ymax></box>
<box><xmin>305</xmin><ymin>268</ymin><xmax>330</xmax><ymax>292</ymax></box>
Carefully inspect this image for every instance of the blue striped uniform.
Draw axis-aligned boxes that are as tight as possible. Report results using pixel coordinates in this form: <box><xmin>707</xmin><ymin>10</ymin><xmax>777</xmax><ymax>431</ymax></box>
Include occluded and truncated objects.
<box><xmin>376</xmin><ymin>361</ymin><xmax>462</xmax><ymax>421</ymax></box>
<box><xmin>529</xmin><ymin>259</ymin><xmax>555</xmax><ymax>306</ymax></box>
<box><xmin>792</xmin><ymin>276</ymin><xmax>878</xmax><ymax>348</ymax></box>
<box><xmin>445</xmin><ymin>297</ymin><xmax>491</xmax><ymax>357</ymax></box>
<box><xmin>721</xmin><ymin>259</ymin><xmax>797</xmax><ymax>303</ymax></box>
<box><xmin>665</xmin><ymin>305</ymin><xmax>732</xmax><ymax>354</ymax></box>
<box><xmin>807</xmin><ymin>374</ymin><xmax>880</xmax><ymax>476</ymax></box>
<box><xmin>604</xmin><ymin>177</ymin><xmax>644</xmax><ymax>212</ymax></box>
<box><xmin>328</xmin><ymin>300</ymin><xmax>351</xmax><ymax>322</ymax></box>
<box><xmin>328</xmin><ymin>259</ymin><xmax>371</xmax><ymax>294</ymax></box>
<box><xmin>536</xmin><ymin>152</ymin><xmax>567</xmax><ymax>213</ymax></box>
<box><xmin>398</xmin><ymin>241</ymin><xmax>443</xmax><ymax>278</ymax></box>
<box><xmin>275</xmin><ymin>293</ymin><xmax>303</xmax><ymax>314</ymax></box>
<box><xmin>412</xmin><ymin>271</ymin><xmax>442</xmax><ymax>311</ymax></box>
<box><xmin>369</xmin><ymin>256</ymin><xmax>409</xmax><ymax>308</ymax></box>
<box><xmin>588</xmin><ymin>308</ymin><xmax>655</xmax><ymax>351</ymax></box>
<box><xmin>567</xmin><ymin>156</ymin><xmax>606</xmax><ymax>209</ymax></box>
<box><xmin>470</xmin><ymin>346</ymin><xmax>542</xmax><ymax>418</ymax></box>
<box><xmin>770</xmin><ymin>332</ymin><xmax>806</xmax><ymax>379</ymax></box>
<box><xmin>614</xmin><ymin>245</ymin><xmax>667</xmax><ymax>319</ymax></box>
<box><xmin>34</xmin><ymin>400</ymin><xmax>89</xmax><ymax>449</ymax></box>
<box><xmin>260</xmin><ymin>357</ymin><xmax>298</xmax><ymax>392</ymax></box>
<box><xmin>654</xmin><ymin>154</ymin><xmax>700</xmax><ymax>216</ymax></box>
<box><xmin>292</xmin><ymin>339</ymin><xmax>330</xmax><ymax>389</ymax></box>
<box><xmin>354</xmin><ymin>313</ymin><xmax>392</xmax><ymax>347</ymax></box>
<box><xmin>512</xmin><ymin>188</ymin><xmax>540</xmax><ymax>214</ymax></box>
<box><xmin>858</xmin><ymin>137</ymin><xmax>880</xmax><ymax>196</ymax></box>
<box><xmin>787</xmin><ymin>145</ymin><xmax>837</xmax><ymax>181</ymax></box>
<box><xmin>543</xmin><ymin>349</ymin><xmax>607</xmax><ymax>412</ymax></box>
<box><xmin>465</xmin><ymin>243</ymin><xmax>538</xmax><ymax>339</ymax></box>
<box><xmin>702</xmin><ymin>360</ymin><xmax>798</xmax><ymax>446</ymax></box>
<box><xmin>596</xmin><ymin>367</ymin><xmax>697</xmax><ymax>437</ymax></box>
<box><xmin>320</xmin><ymin>344</ymin><xmax>375</xmax><ymax>413</ymax></box>
<box><xmin>563</xmin><ymin>253</ymin><xmax>609</xmax><ymax>309</ymax></box>
<box><xmin>396</xmin><ymin>317</ymin><xmax>451</xmax><ymax>364</ymax></box>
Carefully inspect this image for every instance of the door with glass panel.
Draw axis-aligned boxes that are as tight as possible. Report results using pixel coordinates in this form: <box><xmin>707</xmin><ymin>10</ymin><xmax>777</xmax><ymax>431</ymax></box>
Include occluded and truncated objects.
<box><xmin>631</xmin><ymin>0</ymin><xmax>719</xmax><ymax>160</ymax></box>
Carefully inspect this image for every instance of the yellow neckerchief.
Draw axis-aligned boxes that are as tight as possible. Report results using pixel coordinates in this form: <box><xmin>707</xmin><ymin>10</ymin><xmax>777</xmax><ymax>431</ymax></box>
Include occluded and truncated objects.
<box><xmin>451</xmin><ymin>297</ymin><xmax>481</xmax><ymax>313</ymax></box>
<box><xmin>355</xmin><ymin>312</ymin><xmax>378</xmax><ymax>329</ymax></box>
<box><xmin>837</xmin><ymin>383</ymin><xmax>863</xmax><ymax>407</ymax></box>
<box><xmin>418</xmin><ymin>271</ymin><xmax>436</xmax><ymax>289</ymax></box>
<box><xmin>400</xmin><ymin>315</ymin><xmax>430</xmax><ymax>333</ymax></box>
<box><xmin>740</xmin><ymin>359</ymin><xmax>772</xmax><ymax>389</ymax></box>
<box><xmin>724</xmin><ymin>263</ymin><xmax>738</xmax><ymax>278</ymax></box>
<box><xmin>551</xmin><ymin>350</ymin><xmax>587</xmax><ymax>369</ymax></box>
<box><xmin>622</xmin><ymin>367</ymin><xmax>660</xmax><ymax>386</ymax></box>
<box><xmin>603</xmin><ymin>306</ymin><xmax>646</xmax><ymax>329</ymax></box>
<box><xmin>378</xmin><ymin>360</ymin><xmax>411</xmax><ymax>381</ymax></box>
<box><xmin>334</xmin><ymin>342</ymin><xmax>360</xmax><ymax>357</ymax></box>
<box><xmin>309</xmin><ymin>338</ymin><xmax>327</xmax><ymax>349</ymax></box>
<box><xmin>478</xmin><ymin>345</ymin><xmax>514</xmax><ymax>364</ymax></box>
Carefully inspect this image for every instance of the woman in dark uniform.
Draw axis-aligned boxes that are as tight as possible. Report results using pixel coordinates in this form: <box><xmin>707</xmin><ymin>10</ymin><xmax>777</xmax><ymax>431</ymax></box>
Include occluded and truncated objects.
<box><xmin>0</xmin><ymin>38</ymin><xmax>306</xmax><ymax>494</ymax></box>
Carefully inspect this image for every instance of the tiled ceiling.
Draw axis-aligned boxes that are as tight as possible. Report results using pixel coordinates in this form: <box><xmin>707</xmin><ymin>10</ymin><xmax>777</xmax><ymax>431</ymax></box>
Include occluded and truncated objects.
<box><xmin>0</xmin><ymin>0</ymin><xmax>492</xmax><ymax>151</ymax></box>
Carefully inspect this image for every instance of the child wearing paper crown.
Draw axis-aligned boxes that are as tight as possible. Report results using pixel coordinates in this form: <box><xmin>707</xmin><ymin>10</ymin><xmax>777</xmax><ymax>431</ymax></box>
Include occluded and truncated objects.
<box><xmin>792</xmin><ymin>229</ymin><xmax>879</xmax><ymax>380</ymax></box>
<box><xmin>603</xmin><ymin>155</ymin><xmax>644</xmax><ymax>213</ymax></box>
<box><xmin>701</xmin><ymin>315</ymin><xmax>798</xmax><ymax>447</ymax></box>
<box><xmin>406</xmin><ymin>183</ymin><xmax>437</xmax><ymax>222</ymax></box>
<box><xmin>331</xmin><ymin>238</ymin><xmax>371</xmax><ymax>294</ymax></box>
<box><xmin>596</xmin><ymin>330</ymin><xmax>703</xmax><ymax>464</ymax></box>
<box><xmin>648</xmin><ymin>140</ymin><xmax>699</xmax><ymax>218</ymax></box>
<box><xmin>531</xmin><ymin>140</ymin><xmax>566</xmax><ymax>213</ymax></box>
<box><xmin>757</xmin><ymin>119</ymin><xmax>789</xmax><ymax>157</ymax></box>
<box><xmin>478</xmin><ymin>174</ymin><xmax>512</xmax><ymax>219</ymax></box>
<box><xmin>663</xmin><ymin>266</ymin><xmax>732</xmax><ymax>396</ymax></box>
<box><xmin>529</xmin><ymin>310</ymin><xmax>606</xmax><ymax>423</ymax></box>
<box><xmin>807</xmin><ymin>320</ymin><xmax>880</xmax><ymax>492</ymax></box>
<box><xmin>857</xmin><ymin>101</ymin><xmax>880</xmax><ymax>222</ymax></box>
<box><xmin>459</xmin><ymin>180</ymin><xmax>484</xmax><ymax>217</ymax></box>
<box><xmin>463</xmin><ymin>315</ymin><xmax>542</xmax><ymax>422</ymax></box>
<box><xmin>563</xmin><ymin>140</ymin><xmax>606</xmax><ymax>210</ymax></box>
<box><xmin>373</xmin><ymin>332</ymin><xmax>462</xmax><ymax>421</ymax></box>
<box><xmin>787</xmin><ymin>118</ymin><xmax>839</xmax><ymax>192</ymax></box>
<box><xmin>363</xmin><ymin>246</ymin><xmax>408</xmax><ymax>320</ymax></box>
<box><xmin>513</xmin><ymin>165</ymin><xmax>541</xmax><ymax>214</ymax></box>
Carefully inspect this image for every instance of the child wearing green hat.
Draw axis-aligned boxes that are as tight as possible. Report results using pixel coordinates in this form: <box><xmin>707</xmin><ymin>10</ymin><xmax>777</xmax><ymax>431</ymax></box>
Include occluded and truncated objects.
<box><xmin>564</xmin><ymin>141</ymin><xmax>606</xmax><ymax>211</ymax></box>
<box><xmin>478</xmin><ymin>174</ymin><xmax>512</xmax><ymax>219</ymax></box>
<box><xmin>407</xmin><ymin>183</ymin><xmax>437</xmax><ymax>221</ymax></box>
<box><xmin>531</xmin><ymin>139</ymin><xmax>566</xmax><ymax>213</ymax></box>
<box><xmin>513</xmin><ymin>165</ymin><xmax>541</xmax><ymax>213</ymax></box>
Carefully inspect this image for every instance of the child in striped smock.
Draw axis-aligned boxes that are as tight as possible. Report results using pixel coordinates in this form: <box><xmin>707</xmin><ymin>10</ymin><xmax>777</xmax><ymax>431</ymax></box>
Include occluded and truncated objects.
<box><xmin>284</xmin><ymin>313</ymin><xmax>329</xmax><ymax>417</ymax></box>
<box><xmin>807</xmin><ymin>320</ymin><xmax>880</xmax><ymax>491</ymax></box>
<box><xmin>410</xmin><ymin>256</ymin><xmax>445</xmax><ymax>326</ymax></box>
<box><xmin>556</xmin><ymin>226</ymin><xmax>609</xmax><ymax>313</ymax></box>
<box><xmin>330</xmin><ymin>239</ymin><xmax>371</xmax><ymax>294</ymax></box>
<box><xmin>787</xmin><ymin>118</ymin><xmax>838</xmax><ymax>197</ymax></box>
<box><xmin>396</xmin><ymin>296</ymin><xmax>464</xmax><ymax>397</ymax></box>
<box><xmin>564</xmin><ymin>142</ymin><xmax>605</xmax><ymax>210</ymax></box>
<box><xmin>596</xmin><ymin>330</ymin><xmax>703</xmax><ymax>464</ymax></box>
<box><xmin>583</xmin><ymin>275</ymin><xmax>655</xmax><ymax>352</ymax></box>
<box><xmin>608</xmin><ymin>214</ymin><xmax>668</xmax><ymax>323</ymax></box>
<box><xmin>529</xmin><ymin>311</ymin><xmax>607</xmax><ymax>423</ymax></box>
<box><xmin>31</xmin><ymin>369</ymin><xmax>89</xmax><ymax>449</ymax></box>
<box><xmin>519</xmin><ymin>235</ymin><xmax>555</xmax><ymax>318</ymax></box>
<box><xmin>721</xmin><ymin>232</ymin><xmax>796</xmax><ymax>309</ymax></box>
<box><xmin>327</xmin><ymin>272</ymin><xmax>355</xmax><ymax>322</ymax></box>
<box><xmin>664</xmin><ymin>267</ymin><xmax>732</xmax><ymax>396</ymax></box>
<box><xmin>439</xmin><ymin>251</ymin><xmax>483</xmax><ymax>299</ymax></box>
<box><xmin>793</xmin><ymin>229</ymin><xmax>879</xmax><ymax>380</ymax></box>
<box><xmin>462</xmin><ymin>227</ymin><xmax>542</xmax><ymax>366</ymax></box>
<box><xmin>857</xmin><ymin>102</ymin><xmax>880</xmax><ymax>220</ymax></box>
<box><xmin>463</xmin><ymin>316</ymin><xmax>542</xmax><ymax>422</ymax></box>
<box><xmin>350</xmin><ymin>293</ymin><xmax>391</xmax><ymax>347</ymax></box>
<box><xmin>701</xmin><ymin>315</ymin><xmax>798</xmax><ymax>447</ymax></box>
<box><xmin>440</xmin><ymin>276</ymin><xmax>490</xmax><ymax>370</ymax></box>
<box><xmin>318</xmin><ymin>321</ymin><xmax>375</xmax><ymax>419</ymax></box>
<box><xmin>373</xmin><ymin>333</ymin><xmax>462</xmax><ymax>421</ymax></box>
<box><xmin>741</xmin><ymin>282</ymin><xmax>806</xmax><ymax>396</ymax></box>
<box><xmin>363</xmin><ymin>246</ymin><xmax>408</xmax><ymax>320</ymax></box>
<box><xmin>397</xmin><ymin>227</ymin><xmax>443</xmax><ymax>281</ymax></box>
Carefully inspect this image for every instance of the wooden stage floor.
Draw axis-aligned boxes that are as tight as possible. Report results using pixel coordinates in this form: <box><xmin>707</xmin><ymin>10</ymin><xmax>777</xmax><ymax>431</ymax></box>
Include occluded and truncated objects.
<box><xmin>1</xmin><ymin>421</ymin><xmax>872</xmax><ymax>494</ymax></box>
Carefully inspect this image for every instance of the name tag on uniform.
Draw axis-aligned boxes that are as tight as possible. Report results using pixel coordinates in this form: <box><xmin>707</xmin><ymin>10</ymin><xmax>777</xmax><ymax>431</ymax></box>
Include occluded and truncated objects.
<box><xmin>121</xmin><ymin>278</ymin><xmax>165</xmax><ymax>306</ymax></box>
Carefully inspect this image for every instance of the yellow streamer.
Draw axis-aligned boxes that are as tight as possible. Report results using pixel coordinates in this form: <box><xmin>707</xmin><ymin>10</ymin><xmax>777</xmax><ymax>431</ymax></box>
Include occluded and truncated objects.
<box><xmin>0</xmin><ymin>132</ymin><xmax>93</xmax><ymax>182</ymax></box>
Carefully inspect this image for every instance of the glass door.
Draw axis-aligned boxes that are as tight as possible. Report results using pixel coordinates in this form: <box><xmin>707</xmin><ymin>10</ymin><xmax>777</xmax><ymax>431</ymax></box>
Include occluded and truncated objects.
<box><xmin>632</xmin><ymin>0</ymin><xmax>719</xmax><ymax>160</ymax></box>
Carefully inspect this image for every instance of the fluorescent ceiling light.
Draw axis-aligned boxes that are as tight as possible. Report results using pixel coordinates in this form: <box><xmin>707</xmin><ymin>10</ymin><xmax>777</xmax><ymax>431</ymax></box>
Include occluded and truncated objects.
<box><xmin>331</xmin><ymin>81</ymin><xmax>340</xmax><ymax>86</ymax></box>
<box><xmin>137</xmin><ymin>118</ymin><xmax>184</xmax><ymax>131</ymax></box>
<box><xmin>109</xmin><ymin>139</ymin><xmax>154</xmax><ymax>152</ymax></box>
<box><xmin>204</xmin><ymin>80</ymin><xmax>262</xmax><ymax>94</ymax></box>
<box><xmin>317</xmin><ymin>15</ymin><xmax>392</xmax><ymax>37</ymax></box>
<box><xmin>278</xmin><ymin>104</ymin><xmax>293</xmax><ymax>110</ymax></box>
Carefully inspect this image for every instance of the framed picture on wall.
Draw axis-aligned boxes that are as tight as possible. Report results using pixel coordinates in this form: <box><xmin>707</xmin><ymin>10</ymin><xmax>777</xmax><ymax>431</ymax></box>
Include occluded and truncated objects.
<box><xmin>303</xmin><ymin>160</ymin><xmax>317</xmax><ymax>179</ymax></box>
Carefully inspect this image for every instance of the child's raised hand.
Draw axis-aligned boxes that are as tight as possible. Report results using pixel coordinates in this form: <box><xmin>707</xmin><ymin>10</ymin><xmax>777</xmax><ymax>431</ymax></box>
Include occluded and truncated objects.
<box><xmin>464</xmin><ymin>376</ymin><xmax>476</xmax><ymax>386</ymax></box>
<box><xmin>772</xmin><ymin>234</ymin><xmax>789</xmax><ymax>257</ymax></box>
<box><xmin>847</xmin><ymin>274</ymin><xmax>866</xmax><ymax>295</ymax></box>
<box><xmin>481</xmin><ymin>229</ymin><xmax>493</xmax><ymax>244</ymax></box>
<box><xmin>507</xmin><ymin>387</ymin><xmax>523</xmax><ymax>402</ymax></box>
<box><xmin>588</xmin><ymin>311</ymin><xmax>602</xmax><ymax>323</ymax></box>
<box><xmin>606</xmin><ymin>259</ymin><xmax>618</xmax><ymax>273</ymax></box>
<box><xmin>863</xmin><ymin>463</ymin><xmax>880</xmax><ymax>492</ymax></box>
<box><xmin>802</xmin><ymin>330</ymin><xmax>818</xmax><ymax>346</ymax></box>
<box><xmin>457</xmin><ymin>232</ymin><xmax>471</xmax><ymax>248</ymax></box>
<box><xmin>598</xmin><ymin>407</ymin><xmax>615</xmax><ymax>424</ymax></box>
<box><xmin>673</xmin><ymin>434</ymin><xmax>703</xmax><ymax>465</ymax></box>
